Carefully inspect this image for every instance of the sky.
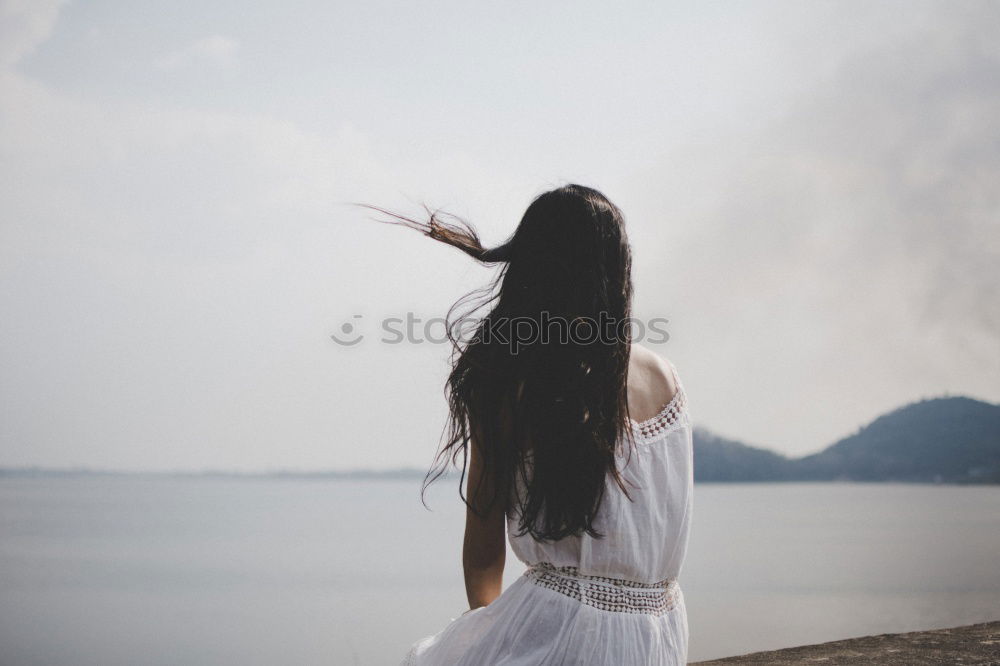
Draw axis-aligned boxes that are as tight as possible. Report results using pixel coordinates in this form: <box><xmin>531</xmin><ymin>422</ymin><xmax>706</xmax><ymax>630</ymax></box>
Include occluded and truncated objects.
<box><xmin>0</xmin><ymin>0</ymin><xmax>997</xmax><ymax>471</ymax></box>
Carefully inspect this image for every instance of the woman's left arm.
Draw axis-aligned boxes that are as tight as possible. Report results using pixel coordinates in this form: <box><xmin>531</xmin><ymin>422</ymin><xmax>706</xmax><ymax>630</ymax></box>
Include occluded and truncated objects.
<box><xmin>462</xmin><ymin>429</ymin><xmax>506</xmax><ymax>610</ymax></box>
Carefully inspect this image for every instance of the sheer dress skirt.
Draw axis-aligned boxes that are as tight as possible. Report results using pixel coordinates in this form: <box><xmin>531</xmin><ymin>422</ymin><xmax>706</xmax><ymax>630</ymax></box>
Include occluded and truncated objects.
<box><xmin>402</xmin><ymin>563</ymin><xmax>688</xmax><ymax>666</ymax></box>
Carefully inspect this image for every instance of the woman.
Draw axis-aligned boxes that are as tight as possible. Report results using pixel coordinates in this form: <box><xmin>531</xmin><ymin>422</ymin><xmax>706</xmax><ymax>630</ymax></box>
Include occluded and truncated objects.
<box><xmin>365</xmin><ymin>184</ymin><xmax>692</xmax><ymax>665</ymax></box>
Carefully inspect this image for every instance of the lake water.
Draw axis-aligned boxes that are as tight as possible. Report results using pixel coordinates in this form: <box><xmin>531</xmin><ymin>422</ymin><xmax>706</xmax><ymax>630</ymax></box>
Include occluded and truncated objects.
<box><xmin>1</xmin><ymin>477</ymin><xmax>998</xmax><ymax>665</ymax></box>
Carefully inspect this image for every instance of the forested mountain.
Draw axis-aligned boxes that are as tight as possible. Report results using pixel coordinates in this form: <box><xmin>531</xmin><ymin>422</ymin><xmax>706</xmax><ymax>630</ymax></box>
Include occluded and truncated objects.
<box><xmin>692</xmin><ymin>428</ymin><xmax>794</xmax><ymax>482</ymax></box>
<box><xmin>694</xmin><ymin>397</ymin><xmax>1000</xmax><ymax>483</ymax></box>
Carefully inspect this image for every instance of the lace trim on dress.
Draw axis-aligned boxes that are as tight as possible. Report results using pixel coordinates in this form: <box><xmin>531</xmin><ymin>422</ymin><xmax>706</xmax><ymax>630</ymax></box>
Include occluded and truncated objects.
<box><xmin>627</xmin><ymin>386</ymin><xmax>688</xmax><ymax>443</ymax></box>
<box><xmin>525</xmin><ymin>562</ymin><xmax>680</xmax><ymax>615</ymax></box>
<box><xmin>626</xmin><ymin>360</ymin><xmax>689</xmax><ymax>444</ymax></box>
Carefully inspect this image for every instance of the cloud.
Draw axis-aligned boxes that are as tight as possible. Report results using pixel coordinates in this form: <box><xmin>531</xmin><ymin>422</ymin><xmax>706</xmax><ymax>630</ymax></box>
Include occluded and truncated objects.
<box><xmin>0</xmin><ymin>2</ymin><xmax>525</xmax><ymax>471</ymax></box>
<box><xmin>0</xmin><ymin>9</ymin><xmax>393</xmax><ymax>469</ymax></box>
<box><xmin>632</xmin><ymin>2</ymin><xmax>1000</xmax><ymax>453</ymax></box>
<box><xmin>0</xmin><ymin>0</ymin><xmax>64</xmax><ymax>68</ymax></box>
<box><xmin>153</xmin><ymin>34</ymin><xmax>240</xmax><ymax>71</ymax></box>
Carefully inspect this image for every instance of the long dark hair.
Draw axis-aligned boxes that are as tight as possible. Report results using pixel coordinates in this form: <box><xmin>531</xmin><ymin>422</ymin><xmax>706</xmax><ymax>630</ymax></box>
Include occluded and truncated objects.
<box><xmin>357</xmin><ymin>184</ymin><xmax>635</xmax><ymax>541</ymax></box>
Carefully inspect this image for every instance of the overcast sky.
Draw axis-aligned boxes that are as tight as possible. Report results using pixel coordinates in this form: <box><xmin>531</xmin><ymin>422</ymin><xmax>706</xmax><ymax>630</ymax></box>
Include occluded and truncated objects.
<box><xmin>1</xmin><ymin>0</ymin><xmax>997</xmax><ymax>471</ymax></box>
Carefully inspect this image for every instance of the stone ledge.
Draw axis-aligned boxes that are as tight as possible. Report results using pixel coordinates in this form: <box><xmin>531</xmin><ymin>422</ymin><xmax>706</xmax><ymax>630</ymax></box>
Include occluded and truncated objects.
<box><xmin>691</xmin><ymin>621</ymin><xmax>1000</xmax><ymax>665</ymax></box>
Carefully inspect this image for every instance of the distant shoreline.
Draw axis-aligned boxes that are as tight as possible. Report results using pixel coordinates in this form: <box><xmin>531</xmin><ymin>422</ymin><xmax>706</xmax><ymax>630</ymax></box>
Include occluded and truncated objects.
<box><xmin>6</xmin><ymin>396</ymin><xmax>995</xmax><ymax>484</ymax></box>
<box><xmin>2</xmin><ymin>467</ymin><xmax>997</xmax><ymax>485</ymax></box>
<box><xmin>0</xmin><ymin>466</ymin><xmax>432</xmax><ymax>480</ymax></box>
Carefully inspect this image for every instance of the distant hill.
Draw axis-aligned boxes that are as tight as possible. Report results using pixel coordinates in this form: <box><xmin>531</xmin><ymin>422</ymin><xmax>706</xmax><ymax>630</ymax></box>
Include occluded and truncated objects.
<box><xmin>695</xmin><ymin>396</ymin><xmax>1000</xmax><ymax>483</ymax></box>
<box><xmin>692</xmin><ymin>428</ymin><xmax>795</xmax><ymax>482</ymax></box>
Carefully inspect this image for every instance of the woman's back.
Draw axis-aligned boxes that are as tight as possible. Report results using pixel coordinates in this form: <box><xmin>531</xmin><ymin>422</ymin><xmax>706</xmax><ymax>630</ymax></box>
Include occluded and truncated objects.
<box><xmin>507</xmin><ymin>348</ymin><xmax>692</xmax><ymax>584</ymax></box>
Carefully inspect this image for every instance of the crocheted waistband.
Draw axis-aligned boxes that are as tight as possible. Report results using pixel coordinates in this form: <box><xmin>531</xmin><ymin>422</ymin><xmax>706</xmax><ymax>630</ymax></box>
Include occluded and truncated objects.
<box><xmin>524</xmin><ymin>562</ymin><xmax>680</xmax><ymax>616</ymax></box>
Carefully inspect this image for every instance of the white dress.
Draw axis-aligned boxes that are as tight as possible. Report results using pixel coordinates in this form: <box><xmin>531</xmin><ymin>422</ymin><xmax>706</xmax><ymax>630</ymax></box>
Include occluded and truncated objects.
<box><xmin>403</xmin><ymin>362</ymin><xmax>693</xmax><ymax>665</ymax></box>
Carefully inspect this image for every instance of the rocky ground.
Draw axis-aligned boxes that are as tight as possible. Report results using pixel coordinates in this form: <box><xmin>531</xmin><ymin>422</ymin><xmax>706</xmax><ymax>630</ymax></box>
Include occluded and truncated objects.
<box><xmin>692</xmin><ymin>621</ymin><xmax>1000</xmax><ymax>665</ymax></box>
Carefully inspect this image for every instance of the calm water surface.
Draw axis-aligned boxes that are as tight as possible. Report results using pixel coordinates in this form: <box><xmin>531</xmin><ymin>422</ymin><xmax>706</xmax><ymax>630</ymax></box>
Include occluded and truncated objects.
<box><xmin>1</xmin><ymin>478</ymin><xmax>998</xmax><ymax>664</ymax></box>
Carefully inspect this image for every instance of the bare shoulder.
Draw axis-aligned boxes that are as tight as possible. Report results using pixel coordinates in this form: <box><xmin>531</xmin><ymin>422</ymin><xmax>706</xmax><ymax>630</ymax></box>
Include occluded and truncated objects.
<box><xmin>630</xmin><ymin>344</ymin><xmax>677</xmax><ymax>386</ymax></box>
<box><xmin>627</xmin><ymin>344</ymin><xmax>679</xmax><ymax>420</ymax></box>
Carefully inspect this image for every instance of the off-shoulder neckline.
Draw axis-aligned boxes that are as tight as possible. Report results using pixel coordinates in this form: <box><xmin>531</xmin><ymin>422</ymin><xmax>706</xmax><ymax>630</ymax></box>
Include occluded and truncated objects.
<box><xmin>627</xmin><ymin>385</ymin><xmax>685</xmax><ymax>429</ymax></box>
